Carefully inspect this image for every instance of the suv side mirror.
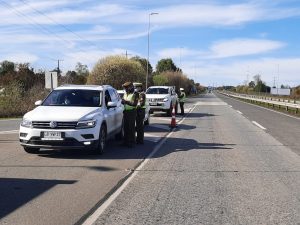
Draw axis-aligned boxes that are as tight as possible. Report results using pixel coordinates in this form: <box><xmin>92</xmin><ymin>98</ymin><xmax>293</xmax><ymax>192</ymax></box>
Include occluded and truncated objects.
<box><xmin>35</xmin><ymin>100</ymin><xmax>42</xmax><ymax>106</ymax></box>
<box><xmin>107</xmin><ymin>101</ymin><xmax>117</xmax><ymax>108</ymax></box>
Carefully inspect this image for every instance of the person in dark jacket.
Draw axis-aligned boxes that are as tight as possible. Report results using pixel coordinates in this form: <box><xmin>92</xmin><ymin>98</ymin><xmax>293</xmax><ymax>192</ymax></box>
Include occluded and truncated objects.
<box><xmin>121</xmin><ymin>82</ymin><xmax>139</xmax><ymax>147</ymax></box>
<box><xmin>178</xmin><ymin>88</ymin><xmax>186</xmax><ymax>115</ymax></box>
<box><xmin>134</xmin><ymin>83</ymin><xmax>146</xmax><ymax>144</ymax></box>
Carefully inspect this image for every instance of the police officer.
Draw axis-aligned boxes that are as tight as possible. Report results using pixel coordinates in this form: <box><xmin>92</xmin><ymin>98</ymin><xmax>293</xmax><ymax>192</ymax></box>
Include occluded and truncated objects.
<box><xmin>134</xmin><ymin>83</ymin><xmax>146</xmax><ymax>144</ymax></box>
<box><xmin>178</xmin><ymin>88</ymin><xmax>186</xmax><ymax>115</ymax></box>
<box><xmin>121</xmin><ymin>82</ymin><xmax>139</xmax><ymax>148</ymax></box>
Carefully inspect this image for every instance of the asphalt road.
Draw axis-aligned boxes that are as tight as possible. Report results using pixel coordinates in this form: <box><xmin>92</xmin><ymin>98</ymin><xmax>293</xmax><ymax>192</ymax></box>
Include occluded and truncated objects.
<box><xmin>216</xmin><ymin>92</ymin><xmax>300</xmax><ymax>156</ymax></box>
<box><xmin>0</xmin><ymin>101</ymin><xmax>194</xmax><ymax>225</ymax></box>
<box><xmin>1</xmin><ymin>94</ymin><xmax>300</xmax><ymax>225</ymax></box>
<box><xmin>92</xmin><ymin>93</ymin><xmax>300</xmax><ymax>225</ymax></box>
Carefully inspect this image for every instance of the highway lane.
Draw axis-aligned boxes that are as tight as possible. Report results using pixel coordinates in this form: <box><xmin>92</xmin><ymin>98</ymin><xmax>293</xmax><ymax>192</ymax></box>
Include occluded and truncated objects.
<box><xmin>0</xmin><ymin>119</ymin><xmax>21</xmax><ymax>132</ymax></box>
<box><xmin>216</xmin><ymin>92</ymin><xmax>300</xmax><ymax>156</ymax></box>
<box><xmin>91</xmin><ymin>93</ymin><xmax>300</xmax><ymax>225</ymax></box>
<box><xmin>0</xmin><ymin>100</ymin><xmax>195</xmax><ymax>225</ymax></box>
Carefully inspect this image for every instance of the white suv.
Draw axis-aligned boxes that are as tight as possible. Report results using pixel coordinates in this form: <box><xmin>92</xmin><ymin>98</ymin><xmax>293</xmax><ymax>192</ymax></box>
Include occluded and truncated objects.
<box><xmin>146</xmin><ymin>86</ymin><xmax>178</xmax><ymax>116</ymax></box>
<box><xmin>19</xmin><ymin>85</ymin><xmax>124</xmax><ymax>154</ymax></box>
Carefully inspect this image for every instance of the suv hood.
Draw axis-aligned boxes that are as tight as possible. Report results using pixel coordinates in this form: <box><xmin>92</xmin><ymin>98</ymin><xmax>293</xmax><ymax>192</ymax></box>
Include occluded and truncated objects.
<box><xmin>24</xmin><ymin>106</ymin><xmax>99</xmax><ymax>121</ymax></box>
<box><xmin>146</xmin><ymin>94</ymin><xmax>169</xmax><ymax>99</ymax></box>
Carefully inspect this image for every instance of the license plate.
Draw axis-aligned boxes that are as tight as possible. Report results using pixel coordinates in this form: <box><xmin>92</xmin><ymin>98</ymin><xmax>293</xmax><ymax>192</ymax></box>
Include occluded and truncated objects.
<box><xmin>42</xmin><ymin>131</ymin><xmax>62</xmax><ymax>140</ymax></box>
<box><xmin>149</xmin><ymin>103</ymin><xmax>157</xmax><ymax>106</ymax></box>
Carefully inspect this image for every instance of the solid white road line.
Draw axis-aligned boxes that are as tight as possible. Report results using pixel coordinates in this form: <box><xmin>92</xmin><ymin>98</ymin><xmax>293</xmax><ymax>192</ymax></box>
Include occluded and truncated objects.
<box><xmin>82</xmin><ymin>104</ymin><xmax>197</xmax><ymax>225</ymax></box>
<box><xmin>237</xmin><ymin>110</ymin><xmax>243</xmax><ymax>114</ymax></box>
<box><xmin>0</xmin><ymin>130</ymin><xmax>19</xmax><ymax>134</ymax></box>
<box><xmin>252</xmin><ymin>121</ymin><xmax>266</xmax><ymax>130</ymax></box>
<box><xmin>0</xmin><ymin>118</ymin><xmax>21</xmax><ymax>122</ymax></box>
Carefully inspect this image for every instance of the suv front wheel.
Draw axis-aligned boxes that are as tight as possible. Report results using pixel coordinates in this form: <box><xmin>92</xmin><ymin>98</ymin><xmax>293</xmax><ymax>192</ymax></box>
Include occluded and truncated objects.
<box><xmin>92</xmin><ymin>125</ymin><xmax>107</xmax><ymax>154</ymax></box>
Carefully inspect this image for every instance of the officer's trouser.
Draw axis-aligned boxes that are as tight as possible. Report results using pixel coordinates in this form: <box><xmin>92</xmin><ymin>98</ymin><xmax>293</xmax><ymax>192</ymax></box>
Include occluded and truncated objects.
<box><xmin>180</xmin><ymin>102</ymin><xmax>184</xmax><ymax>115</ymax></box>
<box><xmin>124</xmin><ymin>110</ymin><xmax>137</xmax><ymax>145</ymax></box>
<box><xmin>136</xmin><ymin>108</ymin><xmax>145</xmax><ymax>143</ymax></box>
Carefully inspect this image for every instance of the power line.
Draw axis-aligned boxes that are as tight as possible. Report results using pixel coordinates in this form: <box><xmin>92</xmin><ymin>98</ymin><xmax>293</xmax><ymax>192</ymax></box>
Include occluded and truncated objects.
<box><xmin>0</xmin><ymin>0</ymin><xmax>99</xmax><ymax>63</ymax></box>
<box><xmin>18</xmin><ymin>0</ymin><xmax>104</xmax><ymax>51</ymax></box>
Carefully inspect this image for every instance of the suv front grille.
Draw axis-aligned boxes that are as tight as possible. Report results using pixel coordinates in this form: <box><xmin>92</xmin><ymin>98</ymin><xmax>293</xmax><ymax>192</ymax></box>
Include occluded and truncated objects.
<box><xmin>32</xmin><ymin>121</ymin><xmax>78</xmax><ymax>129</ymax></box>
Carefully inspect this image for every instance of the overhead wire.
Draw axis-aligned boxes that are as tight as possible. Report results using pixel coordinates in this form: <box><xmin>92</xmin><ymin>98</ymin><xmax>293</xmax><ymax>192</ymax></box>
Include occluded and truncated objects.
<box><xmin>0</xmin><ymin>0</ymin><xmax>103</xmax><ymax>64</ymax></box>
<box><xmin>18</xmin><ymin>0</ymin><xmax>105</xmax><ymax>51</ymax></box>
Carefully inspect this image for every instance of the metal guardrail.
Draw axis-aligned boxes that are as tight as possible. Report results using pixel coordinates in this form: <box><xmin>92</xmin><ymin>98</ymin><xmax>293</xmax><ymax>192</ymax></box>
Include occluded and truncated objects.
<box><xmin>219</xmin><ymin>91</ymin><xmax>300</xmax><ymax>113</ymax></box>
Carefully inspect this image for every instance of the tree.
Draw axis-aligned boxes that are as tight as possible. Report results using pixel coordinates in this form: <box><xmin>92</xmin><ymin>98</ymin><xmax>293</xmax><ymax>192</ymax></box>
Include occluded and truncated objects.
<box><xmin>156</xmin><ymin>58</ymin><xmax>177</xmax><ymax>73</ymax></box>
<box><xmin>248</xmin><ymin>81</ymin><xmax>255</xmax><ymax>88</ymax></box>
<box><xmin>75</xmin><ymin>62</ymin><xmax>89</xmax><ymax>76</ymax></box>
<box><xmin>131</xmin><ymin>56</ymin><xmax>152</xmax><ymax>75</ymax></box>
<box><xmin>87</xmin><ymin>55</ymin><xmax>146</xmax><ymax>89</ymax></box>
<box><xmin>153</xmin><ymin>75</ymin><xmax>168</xmax><ymax>86</ymax></box>
<box><xmin>280</xmin><ymin>84</ymin><xmax>290</xmax><ymax>89</ymax></box>
<box><xmin>0</xmin><ymin>60</ymin><xmax>15</xmax><ymax>76</ymax></box>
<box><xmin>253</xmin><ymin>74</ymin><xmax>262</xmax><ymax>85</ymax></box>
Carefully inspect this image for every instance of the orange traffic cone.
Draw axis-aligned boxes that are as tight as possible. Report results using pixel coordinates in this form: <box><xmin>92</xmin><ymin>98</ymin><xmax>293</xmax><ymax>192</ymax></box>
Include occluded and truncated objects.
<box><xmin>170</xmin><ymin>105</ymin><xmax>177</xmax><ymax>128</ymax></box>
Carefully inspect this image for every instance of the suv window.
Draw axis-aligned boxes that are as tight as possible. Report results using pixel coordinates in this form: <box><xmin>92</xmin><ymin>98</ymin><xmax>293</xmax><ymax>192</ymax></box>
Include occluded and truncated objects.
<box><xmin>104</xmin><ymin>90</ymin><xmax>112</xmax><ymax>107</ymax></box>
<box><xmin>146</xmin><ymin>88</ymin><xmax>169</xmax><ymax>94</ymax></box>
<box><xmin>108</xmin><ymin>89</ymin><xmax>118</xmax><ymax>102</ymax></box>
<box><xmin>43</xmin><ymin>89</ymin><xmax>102</xmax><ymax>107</ymax></box>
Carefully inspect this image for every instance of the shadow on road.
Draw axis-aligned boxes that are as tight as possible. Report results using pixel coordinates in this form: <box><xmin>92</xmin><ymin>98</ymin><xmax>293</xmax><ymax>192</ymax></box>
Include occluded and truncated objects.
<box><xmin>36</xmin><ymin>137</ymin><xmax>235</xmax><ymax>161</ymax></box>
<box><xmin>185</xmin><ymin>113</ymin><xmax>216</xmax><ymax>118</ymax></box>
<box><xmin>0</xmin><ymin>164</ymin><xmax>117</xmax><ymax>172</ymax></box>
<box><xmin>0</xmin><ymin>178</ymin><xmax>76</xmax><ymax>219</ymax></box>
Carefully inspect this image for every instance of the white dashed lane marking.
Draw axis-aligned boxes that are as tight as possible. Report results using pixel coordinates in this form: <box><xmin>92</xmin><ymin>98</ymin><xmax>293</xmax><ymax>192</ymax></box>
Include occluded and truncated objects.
<box><xmin>252</xmin><ymin>121</ymin><xmax>267</xmax><ymax>130</ymax></box>
<box><xmin>0</xmin><ymin>130</ymin><xmax>19</xmax><ymax>134</ymax></box>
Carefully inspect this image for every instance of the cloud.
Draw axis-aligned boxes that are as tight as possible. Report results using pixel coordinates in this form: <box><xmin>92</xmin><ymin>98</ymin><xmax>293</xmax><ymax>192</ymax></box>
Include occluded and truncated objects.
<box><xmin>182</xmin><ymin>57</ymin><xmax>300</xmax><ymax>87</ymax></box>
<box><xmin>208</xmin><ymin>39</ymin><xmax>285</xmax><ymax>58</ymax></box>
<box><xmin>157</xmin><ymin>38</ymin><xmax>285</xmax><ymax>61</ymax></box>
<box><xmin>0</xmin><ymin>53</ymin><xmax>39</xmax><ymax>63</ymax></box>
<box><xmin>157</xmin><ymin>47</ymin><xmax>203</xmax><ymax>59</ymax></box>
<box><xmin>103</xmin><ymin>2</ymin><xmax>300</xmax><ymax>27</ymax></box>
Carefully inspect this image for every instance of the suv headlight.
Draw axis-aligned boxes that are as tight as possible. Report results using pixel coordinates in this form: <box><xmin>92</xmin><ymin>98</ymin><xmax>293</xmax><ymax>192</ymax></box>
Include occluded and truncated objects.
<box><xmin>76</xmin><ymin>119</ymin><xmax>97</xmax><ymax>129</ymax></box>
<box><xmin>21</xmin><ymin>119</ymin><xmax>32</xmax><ymax>128</ymax></box>
<box><xmin>163</xmin><ymin>98</ymin><xmax>169</xmax><ymax>102</ymax></box>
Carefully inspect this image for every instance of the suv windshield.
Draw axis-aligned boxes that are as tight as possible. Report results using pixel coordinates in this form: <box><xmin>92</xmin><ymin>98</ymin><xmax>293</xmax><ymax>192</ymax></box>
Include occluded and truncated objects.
<box><xmin>146</xmin><ymin>88</ymin><xmax>169</xmax><ymax>94</ymax></box>
<box><xmin>42</xmin><ymin>89</ymin><xmax>102</xmax><ymax>107</ymax></box>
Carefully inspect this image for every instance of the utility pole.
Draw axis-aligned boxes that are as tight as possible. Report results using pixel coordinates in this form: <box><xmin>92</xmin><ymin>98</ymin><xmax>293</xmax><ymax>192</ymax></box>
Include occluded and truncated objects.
<box><xmin>146</xmin><ymin>12</ymin><xmax>159</xmax><ymax>90</ymax></box>
<box><xmin>122</xmin><ymin>50</ymin><xmax>132</xmax><ymax>59</ymax></box>
<box><xmin>57</xmin><ymin>59</ymin><xmax>63</xmax><ymax>77</ymax></box>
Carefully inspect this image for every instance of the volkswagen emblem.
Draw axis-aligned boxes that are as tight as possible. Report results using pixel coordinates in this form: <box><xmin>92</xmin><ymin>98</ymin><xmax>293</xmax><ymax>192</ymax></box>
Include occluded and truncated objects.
<box><xmin>50</xmin><ymin>121</ymin><xmax>57</xmax><ymax>128</ymax></box>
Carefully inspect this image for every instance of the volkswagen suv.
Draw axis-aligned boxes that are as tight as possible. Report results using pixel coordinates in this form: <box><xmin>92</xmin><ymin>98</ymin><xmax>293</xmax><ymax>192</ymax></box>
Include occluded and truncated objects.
<box><xmin>19</xmin><ymin>85</ymin><xmax>124</xmax><ymax>154</ymax></box>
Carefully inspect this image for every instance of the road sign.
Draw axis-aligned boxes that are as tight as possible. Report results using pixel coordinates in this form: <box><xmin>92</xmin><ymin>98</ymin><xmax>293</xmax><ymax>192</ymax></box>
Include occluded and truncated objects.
<box><xmin>45</xmin><ymin>72</ymin><xmax>58</xmax><ymax>90</ymax></box>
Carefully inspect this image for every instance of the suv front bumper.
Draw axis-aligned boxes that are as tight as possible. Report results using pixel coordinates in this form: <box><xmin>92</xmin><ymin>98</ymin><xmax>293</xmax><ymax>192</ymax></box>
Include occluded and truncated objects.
<box><xmin>19</xmin><ymin>126</ymin><xmax>99</xmax><ymax>150</ymax></box>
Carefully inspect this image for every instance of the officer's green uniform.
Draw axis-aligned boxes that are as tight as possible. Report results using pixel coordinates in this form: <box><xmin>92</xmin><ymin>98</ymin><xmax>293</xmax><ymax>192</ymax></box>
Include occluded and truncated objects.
<box><xmin>179</xmin><ymin>90</ymin><xmax>186</xmax><ymax>115</ymax></box>
<box><xmin>122</xmin><ymin>84</ymin><xmax>138</xmax><ymax>147</ymax></box>
<box><xmin>136</xmin><ymin>92</ymin><xmax>146</xmax><ymax>144</ymax></box>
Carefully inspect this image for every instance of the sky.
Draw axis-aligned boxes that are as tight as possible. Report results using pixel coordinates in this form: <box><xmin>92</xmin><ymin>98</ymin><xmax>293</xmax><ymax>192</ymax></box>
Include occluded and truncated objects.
<box><xmin>0</xmin><ymin>0</ymin><xmax>300</xmax><ymax>87</ymax></box>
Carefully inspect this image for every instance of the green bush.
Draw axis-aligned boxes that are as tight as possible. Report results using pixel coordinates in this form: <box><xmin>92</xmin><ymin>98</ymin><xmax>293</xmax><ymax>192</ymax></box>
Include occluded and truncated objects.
<box><xmin>0</xmin><ymin>82</ymin><xmax>49</xmax><ymax>118</ymax></box>
<box><xmin>87</xmin><ymin>55</ymin><xmax>146</xmax><ymax>90</ymax></box>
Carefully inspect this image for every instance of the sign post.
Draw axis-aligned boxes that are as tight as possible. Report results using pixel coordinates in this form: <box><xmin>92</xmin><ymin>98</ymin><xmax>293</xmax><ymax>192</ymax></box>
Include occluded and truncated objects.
<box><xmin>45</xmin><ymin>71</ymin><xmax>58</xmax><ymax>90</ymax></box>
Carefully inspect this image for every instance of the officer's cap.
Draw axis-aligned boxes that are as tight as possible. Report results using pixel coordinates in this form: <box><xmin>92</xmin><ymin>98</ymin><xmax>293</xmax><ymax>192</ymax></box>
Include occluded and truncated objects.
<box><xmin>122</xmin><ymin>82</ymin><xmax>133</xmax><ymax>88</ymax></box>
<box><xmin>180</xmin><ymin>88</ymin><xmax>184</xmax><ymax>91</ymax></box>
